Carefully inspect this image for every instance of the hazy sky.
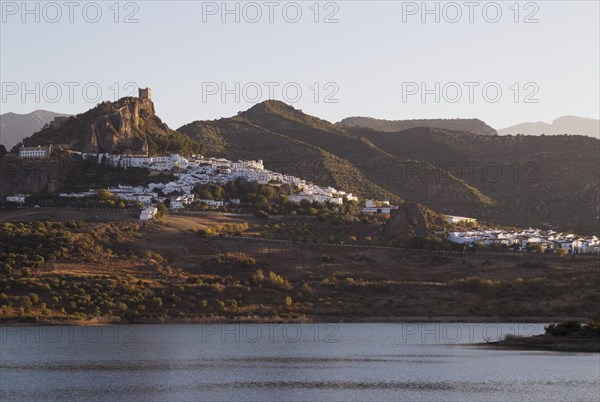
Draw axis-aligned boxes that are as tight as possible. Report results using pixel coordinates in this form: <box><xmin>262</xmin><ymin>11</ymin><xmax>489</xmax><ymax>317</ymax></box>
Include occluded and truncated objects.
<box><xmin>1</xmin><ymin>1</ymin><xmax>599</xmax><ymax>129</ymax></box>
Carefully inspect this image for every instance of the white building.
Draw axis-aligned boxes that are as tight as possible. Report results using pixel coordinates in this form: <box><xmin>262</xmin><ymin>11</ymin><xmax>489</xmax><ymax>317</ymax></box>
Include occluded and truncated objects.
<box><xmin>58</xmin><ymin>191</ymin><xmax>97</xmax><ymax>198</ymax></box>
<box><xmin>362</xmin><ymin>199</ymin><xmax>398</xmax><ymax>214</ymax></box>
<box><xmin>446</xmin><ymin>228</ymin><xmax>599</xmax><ymax>254</ymax></box>
<box><xmin>289</xmin><ymin>194</ymin><xmax>313</xmax><ymax>203</ymax></box>
<box><xmin>140</xmin><ymin>206</ymin><xmax>158</xmax><ymax>220</ymax></box>
<box><xmin>71</xmin><ymin>153</ymin><xmax>360</xmax><ymax>212</ymax></box>
<box><xmin>19</xmin><ymin>145</ymin><xmax>51</xmax><ymax>158</ymax></box>
<box><xmin>169</xmin><ymin>194</ymin><xmax>194</xmax><ymax>209</ymax></box>
<box><xmin>444</xmin><ymin>215</ymin><xmax>478</xmax><ymax>225</ymax></box>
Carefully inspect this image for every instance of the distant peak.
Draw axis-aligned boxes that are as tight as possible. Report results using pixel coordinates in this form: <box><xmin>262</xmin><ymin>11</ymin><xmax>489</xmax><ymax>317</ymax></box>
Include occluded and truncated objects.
<box><xmin>244</xmin><ymin>100</ymin><xmax>300</xmax><ymax>115</ymax></box>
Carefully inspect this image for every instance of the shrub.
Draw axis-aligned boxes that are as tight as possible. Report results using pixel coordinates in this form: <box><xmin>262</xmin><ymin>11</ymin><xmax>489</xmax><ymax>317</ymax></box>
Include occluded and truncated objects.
<box><xmin>254</xmin><ymin>210</ymin><xmax>268</xmax><ymax>219</ymax></box>
<box><xmin>321</xmin><ymin>255</ymin><xmax>334</xmax><ymax>263</ymax></box>
<box><xmin>252</xmin><ymin>269</ymin><xmax>265</xmax><ymax>283</ymax></box>
<box><xmin>502</xmin><ymin>333</ymin><xmax>524</xmax><ymax>341</ymax></box>
<box><xmin>545</xmin><ymin>320</ymin><xmax>582</xmax><ymax>336</ymax></box>
<box><xmin>268</xmin><ymin>271</ymin><xmax>291</xmax><ymax>289</ymax></box>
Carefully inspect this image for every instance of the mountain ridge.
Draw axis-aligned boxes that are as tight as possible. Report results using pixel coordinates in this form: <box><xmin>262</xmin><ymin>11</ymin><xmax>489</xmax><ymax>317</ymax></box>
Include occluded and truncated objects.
<box><xmin>180</xmin><ymin>100</ymin><xmax>598</xmax><ymax>233</ymax></box>
<box><xmin>2</xmin><ymin>98</ymin><xmax>597</xmax><ymax>233</ymax></box>
<box><xmin>499</xmin><ymin>116</ymin><xmax>599</xmax><ymax>138</ymax></box>
<box><xmin>337</xmin><ymin>116</ymin><xmax>498</xmax><ymax>136</ymax></box>
<box><xmin>0</xmin><ymin>110</ymin><xmax>70</xmax><ymax>149</ymax></box>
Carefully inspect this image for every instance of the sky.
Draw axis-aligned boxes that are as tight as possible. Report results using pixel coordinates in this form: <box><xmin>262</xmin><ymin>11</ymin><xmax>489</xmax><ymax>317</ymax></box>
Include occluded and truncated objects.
<box><xmin>1</xmin><ymin>0</ymin><xmax>599</xmax><ymax>130</ymax></box>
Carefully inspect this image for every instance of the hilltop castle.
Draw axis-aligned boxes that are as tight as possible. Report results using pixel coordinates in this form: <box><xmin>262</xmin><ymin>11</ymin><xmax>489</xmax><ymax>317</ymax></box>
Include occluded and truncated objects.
<box><xmin>139</xmin><ymin>87</ymin><xmax>152</xmax><ymax>100</ymax></box>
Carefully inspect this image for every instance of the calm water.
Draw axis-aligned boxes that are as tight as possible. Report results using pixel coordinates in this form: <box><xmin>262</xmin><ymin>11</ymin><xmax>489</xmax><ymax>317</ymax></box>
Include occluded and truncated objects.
<box><xmin>1</xmin><ymin>323</ymin><xmax>599</xmax><ymax>401</ymax></box>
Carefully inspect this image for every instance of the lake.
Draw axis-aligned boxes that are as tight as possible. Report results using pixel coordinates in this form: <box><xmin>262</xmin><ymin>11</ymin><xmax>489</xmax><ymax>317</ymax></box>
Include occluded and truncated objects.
<box><xmin>1</xmin><ymin>323</ymin><xmax>598</xmax><ymax>401</ymax></box>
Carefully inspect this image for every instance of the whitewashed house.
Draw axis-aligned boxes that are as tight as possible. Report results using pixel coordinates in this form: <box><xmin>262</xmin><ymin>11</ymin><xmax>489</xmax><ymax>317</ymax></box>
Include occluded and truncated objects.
<box><xmin>140</xmin><ymin>206</ymin><xmax>158</xmax><ymax>220</ymax></box>
<box><xmin>444</xmin><ymin>215</ymin><xmax>478</xmax><ymax>225</ymax></box>
<box><xmin>362</xmin><ymin>199</ymin><xmax>398</xmax><ymax>214</ymax></box>
<box><xmin>169</xmin><ymin>194</ymin><xmax>194</xmax><ymax>209</ymax></box>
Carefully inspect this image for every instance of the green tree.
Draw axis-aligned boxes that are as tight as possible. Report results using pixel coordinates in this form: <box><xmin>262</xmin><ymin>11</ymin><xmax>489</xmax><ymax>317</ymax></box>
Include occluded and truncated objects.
<box><xmin>156</xmin><ymin>203</ymin><xmax>168</xmax><ymax>218</ymax></box>
<box><xmin>98</xmin><ymin>189</ymin><xmax>112</xmax><ymax>201</ymax></box>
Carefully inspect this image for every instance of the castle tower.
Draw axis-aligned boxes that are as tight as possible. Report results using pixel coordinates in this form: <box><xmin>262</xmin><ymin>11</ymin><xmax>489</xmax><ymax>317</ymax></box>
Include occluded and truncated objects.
<box><xmin>139</xmin><ymin>87</ymin><xmax>152</xmax><ymax>100</ymax></box>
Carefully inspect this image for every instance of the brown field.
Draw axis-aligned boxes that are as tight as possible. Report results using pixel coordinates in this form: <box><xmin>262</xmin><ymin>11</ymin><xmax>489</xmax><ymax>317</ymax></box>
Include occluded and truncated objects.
<box><xmin>0</xmin><ymin>207</ymin><xmax>138</xmax><ymax>222</ymax></box>
<box><xmin>1</xmin><ymin>211</ymin><xmax>599</xmax><ymax>324</ymax></box>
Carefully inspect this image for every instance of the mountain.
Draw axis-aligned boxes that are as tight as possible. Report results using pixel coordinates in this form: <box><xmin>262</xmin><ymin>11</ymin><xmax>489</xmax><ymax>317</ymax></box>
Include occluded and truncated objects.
<box><xmin>0</xmin><ymin>110</ymin><xmax>69</xmax><ymax>149</ymax></box>
<box><xmin>20</xmin><ymin>97</ymin><xmax>202</xmax><ymax>155</ymax></box>
<box><xmin>180</xmin><ymin>101</ymin><xmax>599</xmax><ymax>234</ymax></box>
<box><xmin>347</xmin><ymin>125</ymin><xmax>599</xmax><ymax>233</ymax></box>
<box><xmin>337</xmin><ymin>116</ymin><xmax>497</xmax><ymax>136</ymax></box>
<box><xmin>499</xmin><ymin>116</ymin><xmax>599</xmax><ymax>139</ymax></box>
<box><xmin>179</xmin><ymin>101</ymin><xmax>493</xmax><ymax>214</ymax></box>
<box><xmin>4</xmin><ymin>97</ymin><xmax>597</xmax><ymax>234</ymax></box>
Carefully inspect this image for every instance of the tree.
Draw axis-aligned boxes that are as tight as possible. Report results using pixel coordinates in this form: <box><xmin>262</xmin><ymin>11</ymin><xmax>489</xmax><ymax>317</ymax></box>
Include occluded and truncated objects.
<box><xmin>98</xmin><ymin>189</ymin><xmax>112</xmax><ymax>201</ymax></box>
<box><xmin>254</xmin><ymin>210</ymin><xmax>268</xmax><ymax>219</ymax></box>
<box><xmin>255</xmin><ymin>195</ymin><xmax>270</xmax><ymax>210</ymax></box>
<box><xmin>156</xmin><ymin>203</ymin><xmax>168</xmax><ymax>218</ymax></box>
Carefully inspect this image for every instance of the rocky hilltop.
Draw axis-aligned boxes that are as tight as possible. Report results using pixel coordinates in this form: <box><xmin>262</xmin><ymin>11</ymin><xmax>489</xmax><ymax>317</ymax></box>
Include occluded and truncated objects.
<box><xmin>0</xmin><ymin>94</ymin><xmax>203</xmax><ymax>196</ymax></box>
<box><xmin>337</xmin><ymin>116</ymin><xmax>497</xmax><ymax>136</ymax></box>
<box><xmin>20</xmin><ymin>97</ymin><xmax>201</xmax><ymax>155</ymax></box>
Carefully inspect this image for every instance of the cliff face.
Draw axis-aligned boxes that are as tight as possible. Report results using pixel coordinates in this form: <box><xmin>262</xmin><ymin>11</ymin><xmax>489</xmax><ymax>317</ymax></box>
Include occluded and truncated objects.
<box><xmin>22</xmin><ymin>98</ymin><xmax>167</xmax><ymax>154</ymax></box>
<box><xmin>0</xmin><ymin>155</ymin><xmax>84</xmax><ymax>196</ymax></box>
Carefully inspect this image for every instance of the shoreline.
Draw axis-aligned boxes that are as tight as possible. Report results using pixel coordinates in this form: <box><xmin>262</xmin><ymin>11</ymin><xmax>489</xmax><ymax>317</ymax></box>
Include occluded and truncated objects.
<box><xmin>485</xmin><ymin>333</ymin><xmax>600</xmax><ymax>353</ymax></box>
<box><xmin>0</xmin><ymin>316</ymin><xmax>586</xmax><ymax>326</ymax></box>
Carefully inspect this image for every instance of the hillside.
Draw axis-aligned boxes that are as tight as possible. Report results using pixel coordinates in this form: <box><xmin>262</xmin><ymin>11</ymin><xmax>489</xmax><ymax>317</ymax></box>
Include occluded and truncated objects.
<box><xmin>0</xmin><ymin>110</ymin><xmax>69</xmax><ymax>149</ymax></box>
<box><xmin>180</xmin><ymin>101</ymin><xmax>492</xmax><ymax>213</ymax></box>
<box><xmin>1</xmin><ymin>214</ymin><xmax>598</xmax><ymax>324</ymax></box>
<box><xmin>499</xmin><ymin>116</ymin><xmax>599</xmax><ymax>139</ymax></box>
<box><xmin>180</xmin><ymin>101</ymin><xmax>598</xmax><ymax>234</ymax></box>
<box><xmin>348</xmin><ymin>126</ymin><xmax>600</xmax><ymax>233</ymax></box>
<box><xmin>20</xmin><ymin>97</ymin><xmax>201</xmax><ymax>155</ymax></box>
<box><xmin>3</xmin><ymin>98</ymin><xmax>597</xmax><ymax>234</ymax></box>
<box><xmin>337</xmin><ymin>116</ymin><xmax>497</xmax><ymax>136</ymax></box>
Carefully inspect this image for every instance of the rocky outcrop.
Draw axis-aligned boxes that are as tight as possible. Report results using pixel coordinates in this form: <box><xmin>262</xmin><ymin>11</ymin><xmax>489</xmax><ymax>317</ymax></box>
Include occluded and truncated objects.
<box><xmin>23</xmin><ymin>97</ymin><xmax>167</xmax><ymax>154</ymax></box>
<box><xmin>383</xmin><ymin>203</ymin><xmax>433</xmax><ymax>239</ymax></box>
